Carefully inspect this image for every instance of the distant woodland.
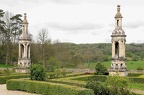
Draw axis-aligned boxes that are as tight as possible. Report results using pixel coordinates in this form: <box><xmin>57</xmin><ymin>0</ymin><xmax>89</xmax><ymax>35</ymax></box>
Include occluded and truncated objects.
<box><xmin>1</xmin><ymin>41</ymin><xmax>144</xmax><ymax>67</ymax></box>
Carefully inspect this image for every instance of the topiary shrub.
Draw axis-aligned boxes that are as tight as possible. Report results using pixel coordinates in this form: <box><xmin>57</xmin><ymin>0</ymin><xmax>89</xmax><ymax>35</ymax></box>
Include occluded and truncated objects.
<box><xmin>85</xmin><ymin>80</ymin><xmax>109</xmax><ymax>95</ymax></box>
<box><xmin>85</xmin><ymin>75</ymin><xmax>136</xmax><ymax>95</ymax></box>
<box><xmin>95</xmin><ymin>63</ymin><xmax>108</xmax><ymax>75</ymax></box>
<box><xmin>30</xmin><ymin>64</ymin><xmax>46</xmax><ymax>81</ymax></box>
<box><xmin>106</xmin><ymin>76</ymin><xmax>135</xmax><ymax>95</ymax></box>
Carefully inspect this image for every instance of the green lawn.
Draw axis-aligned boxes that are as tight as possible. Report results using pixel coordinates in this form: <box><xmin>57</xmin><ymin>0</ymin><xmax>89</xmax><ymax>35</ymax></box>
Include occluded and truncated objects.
<box><xmin>0</xmin><ymin>64</ymin><xmax>14</xmax><ymax>68</ymax></box>
<box><xmin>130</xmin><ymin>83</ymin><xmax>144</xmax><ymax>90</ymax></box>
<box><xmin>84</xmin><ymin>61</ymin><xmax>144</xmax><ymax>70</ymax></box>
<box><xmin>126</xmin><ymin>61</ymin><xmax>144</xmax><ymax>70</ymax></box>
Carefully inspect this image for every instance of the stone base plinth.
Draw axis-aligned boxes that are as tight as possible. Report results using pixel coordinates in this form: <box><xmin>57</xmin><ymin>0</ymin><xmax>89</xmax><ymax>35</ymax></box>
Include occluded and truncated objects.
<box><xmin>109</xmin><ymin>69</ymin><xmax>128</xmax><ymax>76</ymax></box>
<box><xmin>18</xmin><ymin>58</ymin><xmax>31</xmax><ymax>67</ymax></box>
<box><xmin>15</xmin><ymin>67</ymin><xmax>30</xmax><ymax>73</ymax></box>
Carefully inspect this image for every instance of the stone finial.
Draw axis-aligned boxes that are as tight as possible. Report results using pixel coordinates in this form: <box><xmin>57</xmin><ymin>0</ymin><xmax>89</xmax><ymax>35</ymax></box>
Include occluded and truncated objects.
<box><xmin>23</xmin><ymin>13</ymin><xmax>28</xmax><ymax>24</ymax></box>
<box><xmin>115</xmin><ymin>5</ymin><xmax>122</xmax><ymax>18</ymax></box>
<box><xmin>117</xmin><ymin>5</ymin><xmax>120</xmax><ymax>12</ymax></box>
<box><xmin>24</xmin><ymin>13</ymin><xmax>26</xmax><ymax>18</ymax></box>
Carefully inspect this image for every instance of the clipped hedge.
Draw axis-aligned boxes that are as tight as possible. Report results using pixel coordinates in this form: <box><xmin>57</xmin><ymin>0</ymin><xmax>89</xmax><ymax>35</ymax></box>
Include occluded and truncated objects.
<box><xmin>128</xmin><ymin>73</ymin><xmax>143</xmax><ymax>77</ymax></box>
<box><xmin>66</xmin><ymin>72</ymin><xmax>84</xmax><ymax>77</ymax></box>
<box><xmin>0</xmin><ymin>74</ymin><xmax>29</xmax><ymax>84</ymax></box>
<box><xmin>7</xmin><ymin>79</ymin><xmax>95</xmax><ymax>95</ymax></box>
<box><xmin>47</xmin><ymin>78</ymin><xmax>85</xmax><ymax>87</ymax></box>
<box><xmin>130</xmin><ymin>77</ymin><xmax>144</xmax><ymax>83</ymax></box>
<box><xmin>71</xmin><ymin>75</ymin><xmax>93</xmax><ymax>81</ymax></box>
<box><xmin>72</xmin><ymin>75</ymin><xmax>107</xmax><ymax>82</ymax></box>
<box><xmin>88</xmin><ymin>75</ymin><xmax>107</xmax><ymax>82</ymax></box>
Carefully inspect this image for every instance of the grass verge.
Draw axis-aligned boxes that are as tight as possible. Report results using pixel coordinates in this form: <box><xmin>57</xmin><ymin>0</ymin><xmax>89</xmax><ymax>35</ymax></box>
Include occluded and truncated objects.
<box><xmin>84</xmin><ymin>61</ymin><xmax>144</xmax><ymax>70</ymax></box>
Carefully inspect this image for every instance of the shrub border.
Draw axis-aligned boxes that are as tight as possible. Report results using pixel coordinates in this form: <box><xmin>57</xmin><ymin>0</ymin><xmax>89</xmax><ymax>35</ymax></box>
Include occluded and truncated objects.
<box><xmin>7</xmin><ymin>79</ymin><xmax>95</xmax><ymax>95</ymax></box>
<box><xmin>0</xmin><ymin>74</ymin><xmax>29</xmax><ymax>84</ymax></box>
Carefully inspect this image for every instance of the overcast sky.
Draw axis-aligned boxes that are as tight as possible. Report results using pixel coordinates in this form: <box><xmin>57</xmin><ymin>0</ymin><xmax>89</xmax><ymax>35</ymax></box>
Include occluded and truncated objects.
<box><xmin>1</xmin><ymin>0</ymin><xmax>144</xmax><ymax>44</ymax></box>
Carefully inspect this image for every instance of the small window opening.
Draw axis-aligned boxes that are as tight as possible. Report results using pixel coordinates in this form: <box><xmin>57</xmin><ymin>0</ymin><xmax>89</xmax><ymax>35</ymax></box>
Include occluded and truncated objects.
<box><xmin>115</xmin><ymin>42</ymin><xmax>119</xmax><ymax>57</ymax></box>
<box><xmin>117</xmin><ymin>20</ymin><xmax>119</xmax><ymax>27</ymax></box>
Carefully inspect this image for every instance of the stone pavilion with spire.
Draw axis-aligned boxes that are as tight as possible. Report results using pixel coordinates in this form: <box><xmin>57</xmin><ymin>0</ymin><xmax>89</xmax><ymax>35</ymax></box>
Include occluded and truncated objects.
<box><xmin>109</xmin><ymin>5</ymin><xmax>128</xmax><ymax>76</ymax></box>
<box><xmin>16</xmin><ymin>13</ymin><xmax>31</xmax><ymax>73</ymax></box>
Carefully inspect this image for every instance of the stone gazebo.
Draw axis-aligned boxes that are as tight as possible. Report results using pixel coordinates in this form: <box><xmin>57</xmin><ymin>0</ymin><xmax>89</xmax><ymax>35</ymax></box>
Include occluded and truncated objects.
<box><xmin>109</xmin><ymin>5</ymin><xmax>128</xmax><ymax>76</ymax></box>
<box><xmin>16</xmin><ymin>13</ymin><xmax>31</xmax><ymax>73</ymax></box>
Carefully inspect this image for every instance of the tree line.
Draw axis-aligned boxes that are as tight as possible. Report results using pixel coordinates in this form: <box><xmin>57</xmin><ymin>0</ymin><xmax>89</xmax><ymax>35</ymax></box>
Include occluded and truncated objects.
<box><xmin>0</xmin><ymin>9</ymin><xmax>144</xmax><ymax>68</ymax></box>
<box><xmin>0</xmin><ymin>9</ymin><xmax>22</xmax><ymax>65</ymax></box>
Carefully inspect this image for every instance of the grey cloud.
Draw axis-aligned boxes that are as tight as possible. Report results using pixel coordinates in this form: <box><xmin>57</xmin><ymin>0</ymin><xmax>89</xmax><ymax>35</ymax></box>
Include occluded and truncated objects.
<box><xmin>0</xmin><ymin>0</ymin><xmax>39</xmax><ymax>7</ymax></box>
<box><xmin>48</xmin><ymin>0</ymin><xmax>78</xmax><ymax>4</ymax></box>
<box><xmin>91</xmin><ymin>31</ymin><xmax>103</xmax><ymax>36</ymax></box>
<box><xmin>0</xmin><ymin>0</ymin><xmax>95</xmax><ymax>5</ymax></box>
<box><xmin>104</xmin><ymin>38</ymin><xmax>111</xmax><ymax>43</ymax></box>
<box><xmin>123</xmin><ymin>21</ymin><xmax>144</xmax><ymax>29</ymax></box>
<box><xmin>109</xmin><ymin>23</ymin><xmax>114</xmax><ymax>28</ymax></box>
<box><xmin>109</xmin><ymin>21</ymin><xmax>144</xmax><ymax>29</ymax></box>
<box><xmin>0</xmin><ymin>0</ymin><xmax>19</xmax><ymax>6</ymax></box>
<box><xmin>48</xmin><ymin>23</ymin><xmax>104</xmax><ymax>31</ymax></box>
<box><xmin>135</xmin><ymin>40</ymin><xmax>144</xmax><ymax>43</ymax></box>
<box><xmin>47</xmin><ymin>0</ymin><xmax>144</xmax><ymax>6</ymax></box>
<box><xmin>107</xmin><ymin>29</ymin><xmax>113</xmax><ymax>33</ymax></box>
<box><xmin>2</xmin><ymin>0</ymin><xmax>144</xmax><ymax>7</ymax></box>
<box><xmin>47</xmin><ymin>0</ymin><xmax>111</xmax><ymax>5</ymax></box>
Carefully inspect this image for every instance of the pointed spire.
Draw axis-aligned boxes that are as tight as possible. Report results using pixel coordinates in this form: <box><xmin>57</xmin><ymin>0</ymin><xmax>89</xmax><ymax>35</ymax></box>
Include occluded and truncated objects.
<box><xmin>23</xmin><ymin>13</ymin><xmax>28</xmax><ymax>24</ymax></box>
<box><xmin>21</xmin><ymin>13</ymin><xmax>29</xmax><ymax>35</ymax></box>
<box><xmin>19</xmin><ymin>13</ymin><xmax>31</xmax><ymax>40</ymax></box>
<box><xmin>112</xmin><ymin>5</ymin><xmax>125</xmax><ymax>36</ymax></box>
<box><xmin>115</xmin><ymin>5</ymin><xmax>123</xmax><ymax>18</ymax></box>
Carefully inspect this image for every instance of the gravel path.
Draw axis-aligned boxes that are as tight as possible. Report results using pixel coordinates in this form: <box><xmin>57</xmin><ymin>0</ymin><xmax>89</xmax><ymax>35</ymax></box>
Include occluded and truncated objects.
<box><xmin>131</xmin><ymin>89</ymin><xmax>144</xmax><ymax>95</ymax></box>
<box><xmin>0</xmin><ymin>84</ymin><xmax>41</xmax><ymax>95</ymax></box>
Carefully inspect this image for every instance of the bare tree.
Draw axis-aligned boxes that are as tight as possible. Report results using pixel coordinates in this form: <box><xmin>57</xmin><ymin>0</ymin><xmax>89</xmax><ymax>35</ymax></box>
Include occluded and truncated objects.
<box><xmin>37</xmin><ymin>28</ymin><xmax>49</xmax><ymax>67</ymax></box>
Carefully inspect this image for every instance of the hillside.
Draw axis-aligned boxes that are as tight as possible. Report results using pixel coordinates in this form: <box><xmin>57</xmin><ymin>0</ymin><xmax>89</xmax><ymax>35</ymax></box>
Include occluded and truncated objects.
<box><xmin>63</xmin><ymin>43</ymin><xmax>144</xmax><ymax>62</ymax></box>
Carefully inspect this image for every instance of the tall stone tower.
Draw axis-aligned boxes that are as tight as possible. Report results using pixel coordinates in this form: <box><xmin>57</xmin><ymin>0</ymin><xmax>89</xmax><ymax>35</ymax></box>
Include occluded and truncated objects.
<box><xmin>17</xmin><ymin>13</ymin><xmax>31</xmax><ymax>73</ymax></box>
<box><xmin>109</xmin><ymin>5</ymin><xmax>127</xmax><ymax>76</ymax></box>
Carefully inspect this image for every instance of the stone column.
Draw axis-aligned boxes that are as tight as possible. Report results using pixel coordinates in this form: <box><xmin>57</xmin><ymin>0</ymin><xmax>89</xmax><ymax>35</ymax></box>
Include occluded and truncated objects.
<box><xmin>28</xmin><ymin>45</ymin><xmax>30</xmax><ymax>58</ymax></box>
<box><xmin>23</xmin><ymin>44</ymin><xmax>26</xmax><ymax>58</ymax></box>
<box><xmin>19</xmin><ymin>44</ymin><xmax>21</xmax><ymax>58</ymax></box>
<box><xmin>25</xmin><ymin>44</ymin><xmax>28</xmax><ymax>58</ymax></box>
<box><xmin>123</xmin><ymin>41</ymin><xmax>125</xmax><ymax>57</ymax></box>
<box><xmin>119</xmin><ymin>40</ymin><xmax>122</xmax><ymax>57</ymax></box>
<box><xmin>112</xmin><ymin>41</ymin><xmax>115</xmax><ymax>58</ymax></box>
<box><xmin>115</xmin><ymin>20</ymin><xmax>118</xmax><ymax>29</ymax></box>
<box><xmin>119</xmin><ymin>18</ymin><xmax>122</xmax><ymax>29</ymax></box>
